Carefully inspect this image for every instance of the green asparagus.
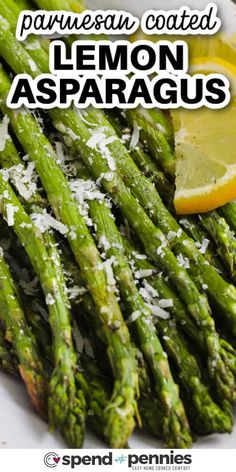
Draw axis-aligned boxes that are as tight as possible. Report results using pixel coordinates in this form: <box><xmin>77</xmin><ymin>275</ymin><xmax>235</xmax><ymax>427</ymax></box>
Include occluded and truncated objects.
<box><xmin>156</xmin><ymin>319</ymin><xmax>232</xmax><ymax>434</ymax></box>
<box><xmin>0</xmin><ymin>19</ymin><xmax>229</xmax><ymax>401</ymax></box>
<box><xmin>0</xmin><ymin>328</ymin><xmax>18</xmax><ymax>376</ymax></box>
<box><xmin>125</xmin><ymin>107</ymin><xmax>236</xmax><ymax>279</ymax></box>
<box><xmin>221</xmin><ymin>202</ymin><xmax>236</xmax><ymax>234</ymax></box>
<box><xmin>0</xmin><ymin>247</ymin><xmax>48</xmax><ymax>417</ymax></box>
<box><xmin>79</xmin><ymin>170</ymin><xmax>191</xmax><ymax>447</ymax></box>
<box><xmin>0</xmin><ymin>0</ymin><xmax>236</xmax><ymax>448</ymax></box>
<box><xmin>0</xmin><ymin>171</ymin><xmax>86</xmax><ymax>447</ymax></box>
<box><xmin>0</xmin><ymin>73</ymin><xmax>138</xmax><ymax>449</ymax></box>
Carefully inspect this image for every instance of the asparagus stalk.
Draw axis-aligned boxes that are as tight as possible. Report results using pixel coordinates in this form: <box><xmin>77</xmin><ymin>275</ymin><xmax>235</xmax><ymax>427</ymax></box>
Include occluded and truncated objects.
<box><xmin>77</xmin><ymin>303</ymin><xmax>164</xmax><ymax>441</ymax></box>
<box><xmin>122</xmin><ymin>108</ymin><xmax>176</xmax><ymax>179</ymax></box>
<box><xmin>156</xmin><ymin>319</ymin><xmax>232</xmax><ymax>434</ymax></box>
<box><xmin>125</xmin><ymin>108</ymin><xmax>236</xmax><ymax>279</ymax></box>
<box><xmin>14</xmin><ymin>0</ymin><xmax>236</xmax><ymax>319</ymax></box>
<box><xmin>136</xmin><ymin>355</ymin><xmax>163</xmax><ymax>439</ymax></box>
<box><xmin>109</xmin><ymin>111</ymin><xmax>226</xmax><ymax>275</ymax></box>
<box><xmin>221</xmin><ymin>202</ymin><xmax>236</xmax><ymax>234</ymax></box>
<box><xmin>57</xmin><ymin>159</ymin><xmax>233</xmax><ymax>434</ymax></box>
<box><xmin>13</xmin><ymin>0</ymin><xmax>32</xmax><ymax>8</ymax></box>
<box><xmin>0</xmin><ymin>328</ymin><xmax>18</xmax><ymax>376</ymax></box>
<box><xmin>0</xmin><ymin>0</ymin><xmax>49</xmax><ymax>69</ymax></box>
<box><xmin>105</xmin><ymin>111</ymin><xmax>173</xmax><ymax>206</ymax></box>
<box><xmin>0</xmin><ymin>7</ymin><xmax>235</xmax><ymax>403</ymax></box>
<box><xmin>34</xmin><ymin>0</ymin><xmax>85</xmax><ymax>11</ymax></box>
<box><xmin>0</xmin><ymin>80</ymin><xmax>138</xmax><ymax>451</ymax></box>
<box><xmin>0</xmin><ymin>113</ymin><xmax>87</xmax><ymax>446</ymax></box>
<box><xmin>76</xmin><ymin>353</ymin><xmax>112</xmax><ymax>440</ymax></box>
<box><xmin>199</xmin><ymin>212</ymin><xmax>236</xmax><ymax>280</ymax></box>
<box><xmin>79</xmin><ymin>170</ymin><xmax>191</xmax><ymax>447</ymax></box>
<box><xmin>0</xmin><ymin>247</ymin><xmax>48</xmax><ymax>416</ymax></box>
<box><xmin>0</xmin><ymin>172</ymin><xmax>86</xmax><ymax>447</ymax></box>
<box><xmin>0</xmin><ymin>15</ymin><xmax>230</xmax><ymax>398</ymax></box>
<box><xmin>6</xmin><ymin>251</ymin><xmax>53</xmax><ymax>362</ymax></box>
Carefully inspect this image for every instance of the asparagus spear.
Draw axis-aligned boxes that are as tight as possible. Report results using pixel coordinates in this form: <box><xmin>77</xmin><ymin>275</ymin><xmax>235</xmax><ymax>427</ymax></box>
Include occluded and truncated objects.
<box><xmin>0</xmin><ymin>21</ymin><xmax>232</xmax><ymax>406</ymax></box>
<box><xmin>0</xmin><ymin>328</ymin><xmax>18</xmax><ymax>376</ymax></box>
<box><xmin>34</xmin><ymin>0</ymin><xmax>85</xmax><ymax>11</ymax></box>
<box><xmin>123</xmin><ymin>239</ymin><xmax>233</xmax><ymax>356</ymax></box>
<box><xmin>0</xmin><ymin>247</ymin><xmax>48</xmax><ymax>416</ymax></box>
<box><xmin>77</xmin><ymin>303</ymin><xmax>165</xmax><ymax>441</ymax></box>
<box><xmin>0</xmin><ymin>10</ymin><xmax>234</xmax><ymax>402</ymax></box>
<box><xmin>1</xmin><ymin>16</ymin><xmax>228</xmax><ymax>401</ymax></box>
<box><xmin>57</xmin><ymin>158</ymin><xmax>233</xmax><ymax>433</ymax></box>
<box><xmin>125</xmin><ymin>108</ymin><xmax>236</xmax><ymax>279</ymax></box>
<box><xmin>221</xmin><ymin>203</ymin><xmax>236</xmax><ymax>234</ymax></box>
<box><xmin>13</xmin><ymin>0</ymin><xmax>32</xmax><ymax>8</ymax></box>
<box><xmin>12</xmin><ymin>0</ymin><xmax>236</xmax><ymax>310</ymax></box>
<box><xmin>87</xmin><ymin>177</ymin><xmax>233</xmax><ymax>437</ymax></box>
<box><xmin>0</xmin><ymin>83</ymin><xmax>138</xmax><ymax>453</ymax></box>
<box><xmin>5</xmin><ymin>248</ymin><xmax>53</xmax><ymax>362</ymax></box>
<box><xmin>199</xmin><ymin>212</ymin><xmax>236</xmax><ymax>280</ymax></box>
<box><xmin>0</xmin><ymin>0</ymin><xmax>49</xmax><ymax>69</ymax></box>
<box><xmin>125</xmin><ymin>108</ymin><xmax>176</xmax><ymax>179</ymax></box>
<box><xmin>0</xmin><ymin>112</ymin><xmax>87</xmax><ymax>446</ymax></box>
<box><xmin>156</xmin><ymin>319</ymin><xmax>232</xmax><ymax>434</ymax></box>
<box><xmin>0</xmin><ymin>171</ymin><xmax>87</xmax><ymax>447</ymax></box>
<box><xmin>108</xmin><ymin>111</ymin><xmax>226</xmax><ymax>275</ymax></box>
<box><xmin>105</xmin><ymin>110</ymin><xmax>173</xmax><ymax>205</ymax></box>
<box><xmin>78</xmin><ymin>170</ymin><xmax>191</xmax><ymax>447</ymax></box>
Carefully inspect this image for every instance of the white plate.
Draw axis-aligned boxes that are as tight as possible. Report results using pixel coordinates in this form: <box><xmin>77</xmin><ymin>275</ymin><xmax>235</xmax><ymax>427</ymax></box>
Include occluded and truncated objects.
<box><xmin>1</xmin><ymin>0</ymin><xmax>236</xmax><ymax>450</ymax></box>
<box><xmin>0</xmin><ymin>371</ymin><xmax>236</xmax><ymax>449</ymax></box>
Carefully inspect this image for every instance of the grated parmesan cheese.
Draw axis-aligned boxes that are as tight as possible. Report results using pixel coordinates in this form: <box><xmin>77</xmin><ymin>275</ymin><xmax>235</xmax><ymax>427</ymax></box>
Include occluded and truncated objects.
<box><xmin>156</xmin><ymin>236</ymin><xmax>168</xmax><ymax>256</ymax></box>
<box><xmin>126</xmin><ymin>310</ymin><xmax>142</xmax><ymax>324</ymax></box>
<box><xmin>66</xmin><ymin>285</ymin><xmax>87</xmax><ymax>301</ymax></box>
<box><xmin>28</xmin><ymin>59</ymin><xmax>37</xmax><ymax>72</ymax></box>
<box><xmin>134</xmin><ymin>269</ymin><xmax>154</xmax><ymax>279</ymax></box>
<box><xmin>99</xmin><ymin>256</ymin><xmax>117</xmax><ymax>290</ymax></box>
<box><xmin>30</xmin><ymin>210</ymin><xmax>68</xmax><ymax>235</ymax></box>
<box><xmin>98</xmin><ymin>235</ymin><xmax>111</xmax><ymax>252</ymax></box>
<box><xmin>5</xmin><ymin>204</ymin><xmax>18</xmax><ymax>227</ymax></box>
<box><xmin>25</xmin><ymin>40</ymin><xmax>40</xmax><ymax>50</ymax></box>
<box><xmin>7</xmin><ymin>162</ymin><xmax>38</xmax><ymax>200</ymax></box>
<box><xmin>130</xmin><ymin>123</ymin><xmax>140</xmax><ymax>150</ymax></box>
<box><xmin>45</xmin><ymin>293</ymin><xmax>56</xmax><ymax>306</ymax></box>
<box><xmin>176</xmin><ymin>253</ymin><xmax>190</xmax><ymax>269</ymax></box>
<box><xmin>86</xmin><ymin>127</ymin><xmax>118</xmax><ymax>171</ymax></box>
<box><xmin>0</xmin><ymin>116</ymin><xmax>10</xmax><ymax>152</ymax></box>
<box><xmin>199</xmin><ymin>238</ymin><xmax>209</xmax><ymax>255</ymax></box>
<box><xmin>147</xmin><ymin>304</ymin><xmax>170</xmax><ymax>319</ymax></box>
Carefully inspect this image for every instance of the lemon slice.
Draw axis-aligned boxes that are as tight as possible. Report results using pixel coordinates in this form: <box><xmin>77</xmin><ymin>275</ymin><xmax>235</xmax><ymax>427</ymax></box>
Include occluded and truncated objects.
<box><xmin>173</xmin><ymin>57</ymin><xmax>236</xmax><ymax>214</ymax></box>
<box><xmin>173</xmin><ymin>99</ymin><xmax>236</xmax><ymax>214</ymax></box>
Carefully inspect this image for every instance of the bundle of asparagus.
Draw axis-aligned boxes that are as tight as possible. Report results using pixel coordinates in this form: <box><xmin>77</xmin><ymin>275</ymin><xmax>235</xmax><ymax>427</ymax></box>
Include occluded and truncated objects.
<box><xmin>0</xmin><ymin>0</ymin><xmax>235</xmax><ymax>449</ymax></box>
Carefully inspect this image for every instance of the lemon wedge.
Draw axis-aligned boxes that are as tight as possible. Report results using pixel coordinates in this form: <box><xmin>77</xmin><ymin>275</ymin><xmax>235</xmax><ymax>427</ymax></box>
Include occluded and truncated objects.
<box><xmin>172</xmin><ymin>57</ymin><xmax>236</xmax><ymax>215</ymax></box>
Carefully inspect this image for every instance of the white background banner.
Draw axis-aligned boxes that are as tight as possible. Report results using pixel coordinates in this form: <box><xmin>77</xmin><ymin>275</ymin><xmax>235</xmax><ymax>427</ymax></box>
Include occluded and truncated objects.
<box><xmin>0</xmin><ymin>449</ymin><xmax>235</xmax><ymax>472</ymax></box>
